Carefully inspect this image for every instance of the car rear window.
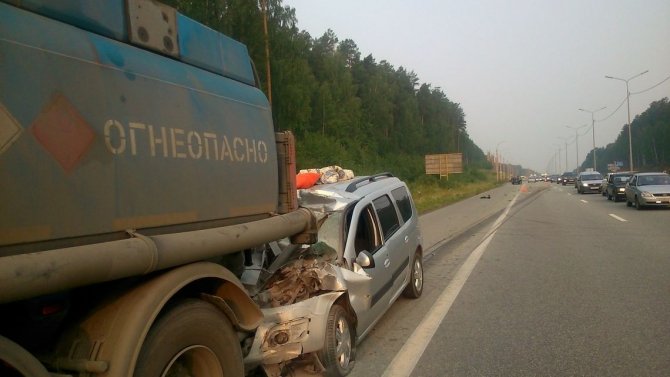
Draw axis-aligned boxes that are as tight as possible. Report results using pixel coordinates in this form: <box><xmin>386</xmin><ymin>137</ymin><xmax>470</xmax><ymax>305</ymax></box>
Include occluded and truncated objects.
<box><xmin>391</xmin><ymin>187</ymin><xmax>413</xmax><ymax>223</ymax></box>
<box><xmin>373</xmin><ymin>195</ymin><xmax>400</xmax><ymax>241</ymax></box>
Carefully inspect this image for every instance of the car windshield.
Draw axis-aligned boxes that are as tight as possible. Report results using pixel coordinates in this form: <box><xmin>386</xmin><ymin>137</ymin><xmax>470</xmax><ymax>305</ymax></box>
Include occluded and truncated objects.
<box><xmin>582</xmin><ymin>174</ymin><xmax>602</xmax><ymax>180</ymax></box>
<box><xmin>316</xmin><ymin>211</ymin><xmax>345</xmax><ymax>255</ymax></box>
<box><xmin>638</xmin><ymin>175</ymin><xmax>670</xmax><ymax>186</ymax></box>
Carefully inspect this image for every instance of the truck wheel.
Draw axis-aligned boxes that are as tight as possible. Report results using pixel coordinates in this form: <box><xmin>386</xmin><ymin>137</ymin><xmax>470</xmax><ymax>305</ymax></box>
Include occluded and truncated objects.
<box><xmin>403</xmin><ymin>251</ymin><xmax>424</xmax><ymax>298</ymax></box>
<box><xmin>319</xmin><ymin>304</ymin><xmax>355</xmax><ymax>377</ymax></box>
<box><xmin>135</xmin><ymin>299</ymin><xmax>243</xmax><ymax>377</ymax></box>
<box><xmin>0</xmin><ymin>336</ymin><xmax>50</xmax><ymax>377</ymax></box>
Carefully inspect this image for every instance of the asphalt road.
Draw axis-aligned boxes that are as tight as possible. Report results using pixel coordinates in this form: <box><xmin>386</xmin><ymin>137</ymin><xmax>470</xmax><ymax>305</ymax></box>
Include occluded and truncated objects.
<box><xmin>349</xmin><ymin>181</ymin><xmax>670</xmax><ymax>377</ymax></box>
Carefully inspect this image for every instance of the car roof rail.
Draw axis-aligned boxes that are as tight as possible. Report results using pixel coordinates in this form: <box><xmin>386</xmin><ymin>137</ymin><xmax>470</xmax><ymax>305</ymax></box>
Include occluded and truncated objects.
<box><xmin>345</xmin><ymin>172</ymin><xmax>395</xmax><ymax>193</ymax></box>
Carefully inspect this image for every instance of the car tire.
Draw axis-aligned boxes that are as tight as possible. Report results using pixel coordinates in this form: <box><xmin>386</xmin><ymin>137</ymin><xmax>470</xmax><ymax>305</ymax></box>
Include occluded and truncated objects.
<box><xmin>319</xmin><ymin>304</ymin><xmax>355</xmax><ymax>377</ymax></box>
<box><xmin>626</xmin><ymin>198</ymin><xmax>632</xmax><ymax>207</ymax></box>
<box><xmin>635</xmin><ymin>197</ymin><xmax>643</xmax><ymax>210</ymax></box>
<box><xmin>134</xmin><ymin>299</ymin><xmax>244</xmax><ymax>377</ymax></box>
<box><xmin>403</xmin><ymin>251</ymin><xmax>424</xmax><ymax>299</ymax></box>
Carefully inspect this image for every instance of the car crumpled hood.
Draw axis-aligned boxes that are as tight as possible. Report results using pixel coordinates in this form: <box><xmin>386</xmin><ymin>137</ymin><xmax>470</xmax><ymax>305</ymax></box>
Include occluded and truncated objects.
<box><xmin>253</xmin><ymin>242</ymin><xmax>372</xmax><ymax>309</ymax></box>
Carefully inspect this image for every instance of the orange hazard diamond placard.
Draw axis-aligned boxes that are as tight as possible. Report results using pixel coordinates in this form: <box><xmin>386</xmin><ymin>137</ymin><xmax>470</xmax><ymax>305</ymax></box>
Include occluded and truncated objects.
<box><xmin>31</xmin><ymin>93</ymin><xmax>95</xmax><ymax>173</ymax></box>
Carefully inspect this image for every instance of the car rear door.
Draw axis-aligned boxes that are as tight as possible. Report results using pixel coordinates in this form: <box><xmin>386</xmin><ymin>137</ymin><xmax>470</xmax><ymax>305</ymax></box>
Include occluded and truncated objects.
<box><xmin>371</xmin><ymin>193</ymin><xmax>408</xmax><ymax>301</ymax></box>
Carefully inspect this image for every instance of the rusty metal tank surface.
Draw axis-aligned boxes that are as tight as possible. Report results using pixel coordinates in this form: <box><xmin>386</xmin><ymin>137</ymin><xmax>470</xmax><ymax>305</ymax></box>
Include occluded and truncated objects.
<box><xmin>0</xmin><ymin>1</ymin><xmax>277</xmax><ymax>253</ymax></box>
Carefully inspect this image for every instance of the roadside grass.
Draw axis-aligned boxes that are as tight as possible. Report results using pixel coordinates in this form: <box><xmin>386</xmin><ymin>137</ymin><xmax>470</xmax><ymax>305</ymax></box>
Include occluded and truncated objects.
<box><xmin>408</xmin><ymin>169</ymin><xmax>503</xmax><ymax>214</ymax></box>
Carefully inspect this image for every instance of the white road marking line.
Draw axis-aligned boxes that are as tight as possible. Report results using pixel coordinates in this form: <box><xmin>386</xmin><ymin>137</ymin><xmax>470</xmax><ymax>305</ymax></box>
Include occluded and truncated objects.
<box><xmin>381</xmin><ymin>191</ymin><xmax>521</xmax><ymax>377</ymax></box>
<box><xmin>609</xmin><ymin>214</ymin><xmax>628</xmax><ymax>222</ymax></box>
<box><xmin>580</xmin><ymin>199</ymin><xmax>588</xmax><ymax>203</ymax></box>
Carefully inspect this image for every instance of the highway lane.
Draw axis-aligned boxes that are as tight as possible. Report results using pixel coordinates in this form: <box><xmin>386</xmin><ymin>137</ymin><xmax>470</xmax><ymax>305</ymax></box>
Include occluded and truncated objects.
<box><xmin>349</xmin><ymin>181</ymin><xmax>670</xmax><ymax>377</ymax></box>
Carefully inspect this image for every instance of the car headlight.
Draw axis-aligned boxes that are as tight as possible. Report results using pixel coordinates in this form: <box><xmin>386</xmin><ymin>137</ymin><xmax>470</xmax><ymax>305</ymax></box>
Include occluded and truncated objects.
<box><xmin>641</xmin><ymin>191</ymin><xmax>654</xmax><ymax>198</ymax></box>
<box><xmin>582</xmin><ymin>183</ymin><xmax>588</xmax><ymax>187</ymax></box>
<box><xmin>618</xmin><ymin>188</ymin><xmax>625</xmax><ymax>192</ymax></box>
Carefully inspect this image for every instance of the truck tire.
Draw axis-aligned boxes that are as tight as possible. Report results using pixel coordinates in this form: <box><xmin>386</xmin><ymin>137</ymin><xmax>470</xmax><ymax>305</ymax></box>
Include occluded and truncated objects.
<box><xmin>134</xmin><ymin>299</ymin><xmax>244</xmax><ymax>377</ymax></box>
<box><xmin>319</xmin><ymin>304</ymin><xmax>355</xmax><ymax>377</ymax></box>
<box><xmin>0</xmin><ymin>336</ymin><xmax>50</xmax><ymax>377</ymax></box>
<box><xmin>403</xmin><ymin>251</ymin><xmax>424</xmax><ymax>298</ymax></box>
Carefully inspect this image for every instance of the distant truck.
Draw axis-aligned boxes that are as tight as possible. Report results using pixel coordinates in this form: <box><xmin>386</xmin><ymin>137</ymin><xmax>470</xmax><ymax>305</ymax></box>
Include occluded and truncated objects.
<box><xmin>0</xmin><ymin>1</ymin><xmax>319</xmax><ymax>376</ymax></box>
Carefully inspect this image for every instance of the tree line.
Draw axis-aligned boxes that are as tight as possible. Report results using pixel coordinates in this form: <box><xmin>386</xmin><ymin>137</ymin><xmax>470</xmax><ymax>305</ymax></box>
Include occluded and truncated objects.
<box><xmin>583</xmin><ymin>98</ymin><xmax>670</xmax><ymax>173</ymax></box>
<box><xmin>162</xmin><ymin>0</ymin><xmax>489</xmax><ymax>180</ymax></box>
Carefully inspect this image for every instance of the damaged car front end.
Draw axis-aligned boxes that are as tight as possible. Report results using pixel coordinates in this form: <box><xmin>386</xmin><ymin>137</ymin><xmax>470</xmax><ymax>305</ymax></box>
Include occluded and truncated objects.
<box><xmin>244</xmin><ymin>252</ymin><xmax>371</xmax><ymax>376</ymax></box>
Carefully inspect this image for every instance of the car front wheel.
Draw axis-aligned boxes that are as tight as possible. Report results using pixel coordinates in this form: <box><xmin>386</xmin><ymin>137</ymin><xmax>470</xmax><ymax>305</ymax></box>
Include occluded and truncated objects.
<box><xmin>635</xmin><ymin>197</ymin><xmax>643</xmax><ymax>210</ymax></box>
<box><xmin>319</xmin><ymin>304</ymin><xmax>355</xmax><ymax>377</ymax></box>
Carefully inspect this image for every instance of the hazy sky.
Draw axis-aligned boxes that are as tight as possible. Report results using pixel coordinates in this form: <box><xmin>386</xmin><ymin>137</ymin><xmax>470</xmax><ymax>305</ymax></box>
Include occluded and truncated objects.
<box><xmin>282</xmin><ymin>0</ymin><xmax>670</xmax><ymax>173</ymax></box>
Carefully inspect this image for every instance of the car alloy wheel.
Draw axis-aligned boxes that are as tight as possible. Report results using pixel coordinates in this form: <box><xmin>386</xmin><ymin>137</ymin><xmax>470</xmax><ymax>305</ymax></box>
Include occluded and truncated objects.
<box><xmin>319</xmin><ymin>304</ymin><xmax>355</xmax><ymax>377</ymax></box>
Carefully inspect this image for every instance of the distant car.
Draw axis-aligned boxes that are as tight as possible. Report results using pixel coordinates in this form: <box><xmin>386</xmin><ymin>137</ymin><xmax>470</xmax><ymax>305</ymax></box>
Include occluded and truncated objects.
<box><xmin>560</xmin><ymin>172</ymin><xmax>577</xmax><ymax>186</ymax></box>
<box><xmin>625</xmin><ymin>172</ymin><xmax>670</xmax><ymax>209</ymax></box>
<box><xmin>605</xmin><ymin>172</ymin><xmax>634</xmax><ymax>202</ymax></box>
<box><xmin>511</xmin><ymin>176</ymin><xmax>522</xmax><ymax>185</ymax></box>
<box><xmin>576</xmin><ymin>171</ymin><xmax>604</xmax><ymax>194</ymax></box>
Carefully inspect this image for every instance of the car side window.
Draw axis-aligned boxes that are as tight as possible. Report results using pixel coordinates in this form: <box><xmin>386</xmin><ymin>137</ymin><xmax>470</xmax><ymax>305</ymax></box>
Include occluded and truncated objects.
<box><xmin>353</xmin><ymin>205</ymin><xmax>382</xmax><ymax>254</ymax></box>
<box><xmin>373</xmin><ymin>195</ymin><xmax>400</xmax><ymax>241</ymax></box>
<box><xmin>391</xmin><ymin>187</ymin><xmax>413</xmax><ymax>223</ymax></box>
<box><xmin>630</xmin><ymin>176</ymin><xmax>637</xmax><ymax>186</ymax></box>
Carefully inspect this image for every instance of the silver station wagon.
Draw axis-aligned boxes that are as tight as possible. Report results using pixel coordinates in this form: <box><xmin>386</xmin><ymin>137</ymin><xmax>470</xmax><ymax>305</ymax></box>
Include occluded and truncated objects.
<box><xmin>245</xmin><ymin>173</ymin><xmax>424</xmax><ymax>376</ymax></box>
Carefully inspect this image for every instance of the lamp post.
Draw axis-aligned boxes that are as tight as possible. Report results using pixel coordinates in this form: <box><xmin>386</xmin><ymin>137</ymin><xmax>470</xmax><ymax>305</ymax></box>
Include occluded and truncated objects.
<box><xmin>553</xmin><ymin>144</ymin><xmax>562</xmax><ymax>173</ymax></box>
<box><xmin>557</xmin><ymin>136</ymin><xmax>569</xmax><ymax>172</ymax></box>
<box><xmin>566</xmin><ymin>125</ymin><xmax>587</xmax><ymax>172</ymax></box>
<box><xmin>579</xmin><ymin>106</ymin><xmax>606</xmax><ymax>171</ymax></box>
<box><xmin>605</xmin><ymin>70</ymin><xmax>648</xmax><ymax>171</ymax></box>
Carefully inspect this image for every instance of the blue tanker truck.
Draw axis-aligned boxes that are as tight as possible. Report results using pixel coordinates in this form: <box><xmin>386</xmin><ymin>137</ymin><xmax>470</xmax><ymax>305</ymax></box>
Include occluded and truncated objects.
<box><xmin>0</xmin><ymin>1</ymin><xmax>321</xmax><ymax>375</ymax></box>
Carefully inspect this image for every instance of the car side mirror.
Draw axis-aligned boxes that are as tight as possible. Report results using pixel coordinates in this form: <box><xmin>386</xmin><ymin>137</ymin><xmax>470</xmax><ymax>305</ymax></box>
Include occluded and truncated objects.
<box><xmin>355</xmin><ymin>250</ymin><xmax>375</xmax><ymax>268</ymax></box>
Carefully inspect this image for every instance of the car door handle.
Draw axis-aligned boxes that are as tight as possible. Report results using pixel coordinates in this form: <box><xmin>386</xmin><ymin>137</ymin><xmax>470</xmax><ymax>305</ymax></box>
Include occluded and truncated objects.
<box><xmin>384</xmin><ymin>259</ymin><xmax>391</xmax><ymax>268</ymax></box>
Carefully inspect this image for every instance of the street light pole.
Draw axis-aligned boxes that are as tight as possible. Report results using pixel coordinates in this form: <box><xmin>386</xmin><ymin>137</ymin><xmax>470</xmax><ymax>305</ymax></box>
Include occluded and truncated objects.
<box><xmin>605</xmin><ymin>70</ymin><xmax>648</xmax><ymax>171</ymax></box>
<box><xmin>557</xmin><ymin>136</ymin><xmax>569</xmax><ymax>172</ymax></box>
<box><xmin>579</xmin><ymin>106</ymin><xmax>606</xmax><ymax>171</ymax></box>
<box><xmin>566</xmin><ymin>125</ymin><xmax>587</xmax><ymax>172</ymax></box>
